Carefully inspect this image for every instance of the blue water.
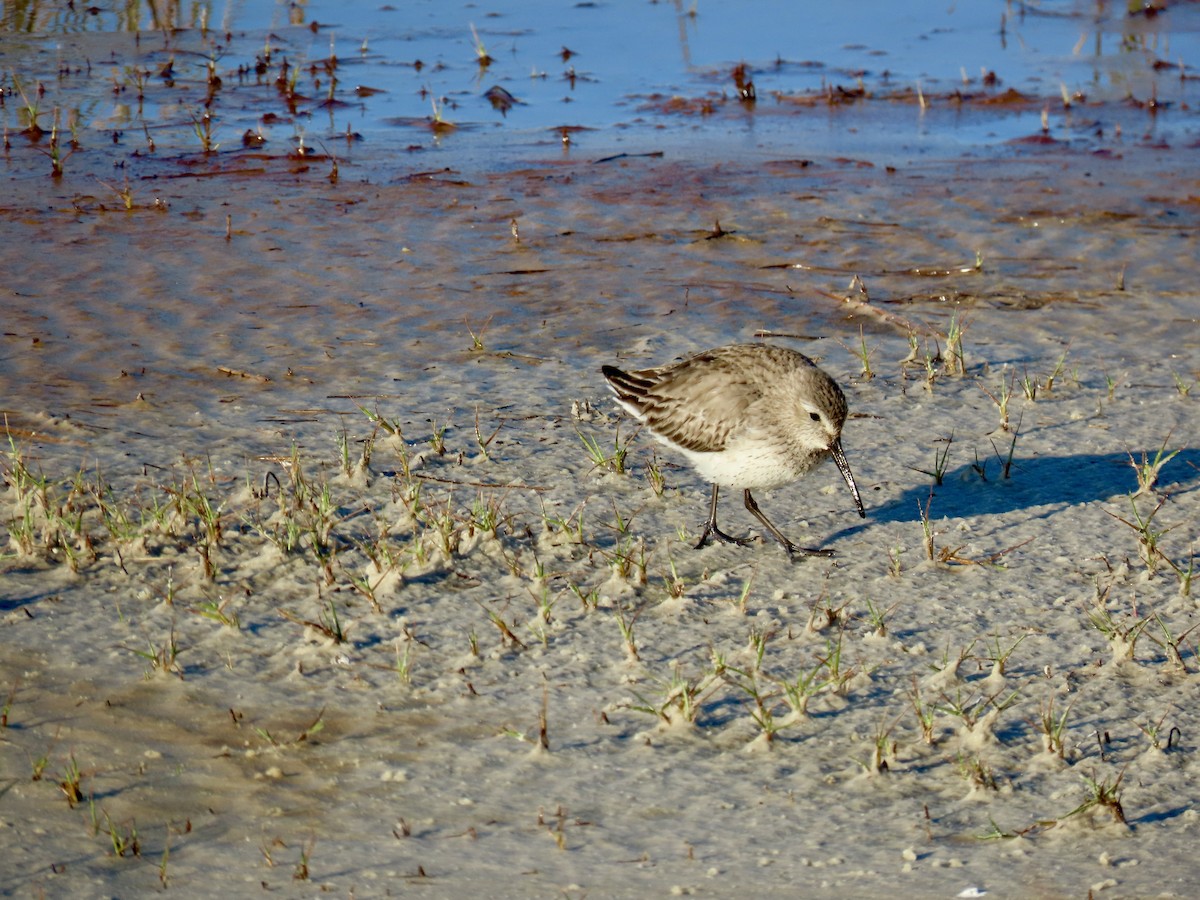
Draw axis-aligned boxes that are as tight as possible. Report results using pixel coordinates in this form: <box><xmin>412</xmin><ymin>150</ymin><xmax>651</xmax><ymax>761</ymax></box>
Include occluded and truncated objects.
<box><xmin>3</xmin><ymin>0</ymin><xmax>1198</xmax><ymax>168</ymax></box>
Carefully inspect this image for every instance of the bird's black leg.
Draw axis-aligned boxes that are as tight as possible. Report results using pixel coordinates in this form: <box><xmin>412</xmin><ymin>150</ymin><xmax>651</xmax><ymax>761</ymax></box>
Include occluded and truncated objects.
<box><xmin>694</xmin><ymin>484</ymin><xmax>756</xmax><ymax>549</ymax></box>
<box><xmin>743</xmin><ymin>489</ymin><xmax>834</xmax><ymax>559</ymax></box>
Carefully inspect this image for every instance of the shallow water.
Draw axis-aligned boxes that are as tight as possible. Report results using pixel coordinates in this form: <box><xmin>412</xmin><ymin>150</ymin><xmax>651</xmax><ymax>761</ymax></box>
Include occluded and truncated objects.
<box><xmin>4</xmin><ymin>0</ymin><xmax>1200</xmax><ymax>166</ymax></box>
<box><xmin>2</xmin><ymin>2</ymin><xmax>1200</xmax><ymax>898</ymax></box>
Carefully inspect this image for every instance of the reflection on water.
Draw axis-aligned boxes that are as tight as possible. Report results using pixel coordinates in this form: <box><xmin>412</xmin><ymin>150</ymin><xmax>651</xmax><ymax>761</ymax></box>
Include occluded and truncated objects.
<box><xmin>0</xmin><ymin>0</ymin><xmax>303</xmax><ymax>33</ymax></box>
<box><xmin>0</xmin><ymin>0</ymin><xmax>1196</xmax><ymax>166</ymax></box>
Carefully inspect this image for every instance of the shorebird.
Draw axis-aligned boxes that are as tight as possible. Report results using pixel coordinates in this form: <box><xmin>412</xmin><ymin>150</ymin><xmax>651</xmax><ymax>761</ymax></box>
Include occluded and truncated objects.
<box><xmin>602</xmin><ymin>343</ymin><xmax>865</xmax><ymax>557</ymax></box>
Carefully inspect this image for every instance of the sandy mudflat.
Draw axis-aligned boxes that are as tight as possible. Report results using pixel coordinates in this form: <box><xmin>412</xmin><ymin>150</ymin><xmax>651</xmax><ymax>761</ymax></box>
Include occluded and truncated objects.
<box><xmin>3</xmin><ymin>2</ymin><xmax>1200</xmax><ymax>898</ymax></box>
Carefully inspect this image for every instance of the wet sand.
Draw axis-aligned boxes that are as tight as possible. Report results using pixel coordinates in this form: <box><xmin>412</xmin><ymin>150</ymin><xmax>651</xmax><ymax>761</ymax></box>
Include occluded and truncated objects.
<box><xmin>3</xmin><ymin>3</ymin><xmax>1200</xmax><ymax>898</ymax></box>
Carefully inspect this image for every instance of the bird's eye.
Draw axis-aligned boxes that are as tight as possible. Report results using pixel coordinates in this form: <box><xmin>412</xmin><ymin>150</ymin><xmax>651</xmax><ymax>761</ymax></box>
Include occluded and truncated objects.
<box><xmin>809</xmin><ymin>412</ymin><xmax>821</xmax><ymax>422</ymax></box>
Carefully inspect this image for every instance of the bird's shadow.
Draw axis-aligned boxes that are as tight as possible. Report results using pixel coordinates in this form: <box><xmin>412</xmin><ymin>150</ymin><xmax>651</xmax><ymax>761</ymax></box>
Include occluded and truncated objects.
<box><xmin>828</xmin><ymin>448</ymin><xmax>1200</xmax><ymax>538</ymax></box>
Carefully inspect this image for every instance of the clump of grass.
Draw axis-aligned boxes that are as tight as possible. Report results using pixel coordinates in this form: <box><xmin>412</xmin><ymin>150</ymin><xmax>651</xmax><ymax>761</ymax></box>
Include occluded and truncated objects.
<box><xmin>104</xmin><ymin>812</ymin><xmax>141</xmax><ymax>857</ymax></box>
<box><xmin>427</xmin><ymin>418</ymin><xmax>449</xmax><ymax>456</ymax></box>
<box><xmin>934</xmin><ymin>685</ymin><xmax>1018</xmax><ymax>734</ymax></box>
<box><xmin>733</xmin><ymin>570</ymin><xmax>756</xmax><ymax>612</ymax></box>
<box><xmin>293</xmin><ymin>836</ymin><xmax>316</xmax><ymax>881</ymax></box>
<box><xmin>1085</xmin><ymin>584</ymin><xmax>1152</xmax><ymax>662</ymax></box>
<box><xmin>414</xmin><ymin>491</ymin><xmax>461</xmax><ymax>558</ymax></box>
<box><xmin>909</xmin><ymin>433</ymin><xmax>953</xmax><ymax>486</ymax></box>
<box><xmin>807</xmin><ymin>595</ymin><xmax>850</xmax><ymax>634</ymax></box>
<box><xmin>1062</xmin><ymin>767</ymin><xmax>1128</xmax><ymax>826</ymax></box>
<box><xmin>128</xmin><ymin>629</ymin><xmax>183</xmax><ymax>678</ymax></box>
<box><xmin>31</xmin><ymin>744</ymin><xmax>53</xmax><ymax>781</ymax></box>
<box><xmin>837</xmin><ymin>325</ymin><xmax>874</xmax><ymax>380</ymax></box>
<box><xmin>281</xmin><ymin>597</ymin><xmax>350</xmax><ymax>643</ymax></box>
<box><xmin>777</xmin><ymin>657</ymin><xmax>827</xmax><ymax>720</ymax></box>
<box><xmin>661</xmin><ymin>545</ymin><xmax>687</xmax><ymax>599</ymax></box>
<box><xmin>1135</xmin><ymin>709</ymin><xmax>1179</xmax><ymax>752</ymax></box>
<box><xmin>43</xmin><ymin>109</ymin><xmax>73</xmax><ymax>178</ymax></box>
<box><xmin>1</xmin><ymin>680</ymin><xmax>18</xmax><ymax>727</ymax></box>
<box><xmin>902</xmin><ymin>332</ymin><xmax>944</xmax><ymax>391</ymax></box>
<box><xmin>464</xmin><ymin>316</ymin><xmax>491</xmax><ymax>352</ymax></box>
<box><xmin>1019</xmin><ymin>367</ymin><xmax>1038</xmax><ymax>402</ymax></box>
<box><xmin>98</xmin><ymin>176</ymin><xmax>135</xmax><ymax>210</ymax></box>
<box><xmin>606</xmin><ymin>533</ymin><xmax>647</xmax><ymax>584</ymax></box>
<box><xmin>1041</xmin><ymin>348</ymin><xmax>1071</xmax><ymax>394</ymax></box>
<box><xmin>645</xmin><ymin>451</ymin><xmax>666</xmax><ymax>497</ymax></box>
<box><xmin>943</xmin><ymin>311</ymin><xmax>967</xmax><ymax>376</ymax></box>
<box><xmin>1034</xmin><ymin>694</ymin><xmax>1073</xmax><ymax>758</ymax></box>
<box><xmin>57</xmin><ymin>753</ymin><xmax>85</xmax><ymax>807</ymax></box>
<box><xmin>978</xmin><ymin>372</ymin><xmax>1016</xmax><ymax>432</ymax></box>
<box><xmin>167</xmin><ymin>463</ymin><xmax>227</xmax><ymax>581</ymax></box>
<box><xmin>191</xmin><ymin>595</ymin><xmax>241</xmax><ymax>629</ymax></box>
<box><xmin>983</xmin><ymin>632</ymin><xmax>1027</xmax><ymax>677</ymax></box>
<box><xmin>576</xmin><ymin>423</ymin><xmax>635</xmax><ymax>475</ymax></box>
<box><xmin>429</xmin><ymin>95</ymin><xmax>456</xmax><ymax>134</ymax></box>
<box><xmin>612</xmin><ymin>602</ymin><xmax>641</xmax><ymax>661</ymax></box>
<box><xmin>539</xmin><ymin>497</ymin><xmax>587</xmax><ymax>546</ymax></box>
<box><xmin>475</xmin><ymin>598</ymin><xmax>526</xmax><ymax>651</ymax></box>
<box><xmin>1106</xmin><ymin>495</ymin><xmax>1185</xmax><ymax>580</ymax></box>
<box><xmin>628</xmin><ymin>659</ymin><xmax>722</xmax><ymax>728</ymax></box>
<box><xmin>3</xmin><ymin>426</ymin><xmax>56</xmax><ymax>556</ymax></box>
<box><xmin>469</xmin><ymin>23</ymin><xmax>494</xmax><ymax>68</ymax></box>
<box><xmin>188</xmin><ymin>107</ymin><xmax>220</xmax><ymax>153</ymax></box>
<box><xmin>390</xmin><ymin>634</ymin><xmax>417</xmax><ymax>685</ymax></box>
<box><xmin>917</xmin><ymin>490</ymin><xmax>937</xmax><ymax>561</ymax></box>
<box><xmin>957</xmin><ymin>752</ymin><xmax>1001</xmax><ymax>791</ymax></box>
<box><xmin>10</xmin><ymin>74</ymin><xmax>45</xmax><ymax>135</ymax></box>
<box><xmin>1127</xmin><ymin>435</ymin><xmax>1180</xmax><ymax>496</ymax></box>
<box><xmin>473</xmin><ymin>406</ymin><xmax>503</xmax><ymax>460</ymax></box>
<box><xmin>990</xmin><ymin>418</ymin><xmax>1021</xmax><ymax>479</ymax></box>
<box><xmin>1146</xmin><ymin>614</ymin><xmax>1200</xmax><ymax>671</ymax></box>
<box><xmin>863</xmin><ymin>597</ymin><xmax>898</xmax><ymax>637</ymax></box>
<box><xmin>906</xmin><ymin>679</ymin><xmax>938</xmax><ymax>744</ymax></box>
<box><xmin>776</xmin><ymin>631</ymin><xmax>853</xmax><ymax>719</ymax></box>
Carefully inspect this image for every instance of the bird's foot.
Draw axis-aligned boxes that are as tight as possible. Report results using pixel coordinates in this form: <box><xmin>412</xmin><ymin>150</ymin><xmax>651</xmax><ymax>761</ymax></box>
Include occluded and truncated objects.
<box><xmin>782</xmin><ymin>541</ymin><xmax>835</xmax><ymax>560</ymax></box>
<box><xmin>694</xmin><ymin>523</ymin><xmax>756</xmax><ymax>550</ymax></box>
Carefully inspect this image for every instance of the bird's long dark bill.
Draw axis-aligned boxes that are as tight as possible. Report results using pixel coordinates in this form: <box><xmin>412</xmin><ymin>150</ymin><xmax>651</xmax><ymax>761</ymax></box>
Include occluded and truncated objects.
<box><xmin>830</xmin><ymin>439</ymin><xmax>866</xmax><ymax>518</ymax></box>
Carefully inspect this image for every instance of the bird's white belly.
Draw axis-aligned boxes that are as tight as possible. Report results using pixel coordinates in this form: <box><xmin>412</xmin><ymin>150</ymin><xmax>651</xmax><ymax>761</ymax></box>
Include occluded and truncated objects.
<box><xmin>672</xmin><ymin>437</ymin><xmax>822</xmax><ymax>491</ymax></box>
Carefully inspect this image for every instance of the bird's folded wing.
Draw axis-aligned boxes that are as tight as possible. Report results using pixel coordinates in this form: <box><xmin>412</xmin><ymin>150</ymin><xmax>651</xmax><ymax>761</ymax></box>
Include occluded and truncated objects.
<box><xmin>636</xmin><ymin>364</ymin><xmax>764</xmax><ymax>454</ymax></box>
